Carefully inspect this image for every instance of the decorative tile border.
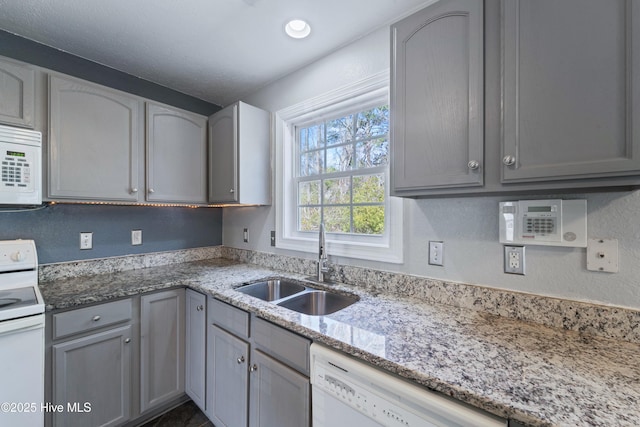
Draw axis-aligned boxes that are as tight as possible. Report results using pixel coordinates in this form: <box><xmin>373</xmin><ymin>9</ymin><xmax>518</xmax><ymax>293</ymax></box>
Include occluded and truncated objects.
<box><xmin>39</xmin><ymin>246</ymin><xmax>223</xmax><ymax>283</ymax></box>
<box><xmin>223</xmin><ymin>247</ymin><xmax>640</xmax><ymax>344</ymax></box>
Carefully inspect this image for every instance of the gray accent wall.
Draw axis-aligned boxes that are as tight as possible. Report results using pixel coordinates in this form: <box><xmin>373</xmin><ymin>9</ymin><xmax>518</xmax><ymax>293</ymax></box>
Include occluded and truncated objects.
<box><xmin>0</xmin><ymin>204</ymin><xmax>222</xmax><ymax>264</ymax></box>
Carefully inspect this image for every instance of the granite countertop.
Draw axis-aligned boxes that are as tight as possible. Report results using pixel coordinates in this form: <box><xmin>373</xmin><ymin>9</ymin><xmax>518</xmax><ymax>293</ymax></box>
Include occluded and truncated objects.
<box><xmin>40</xmin><ymin>258</ymin><xmax>640</xmax><ymax>427</ymax></box>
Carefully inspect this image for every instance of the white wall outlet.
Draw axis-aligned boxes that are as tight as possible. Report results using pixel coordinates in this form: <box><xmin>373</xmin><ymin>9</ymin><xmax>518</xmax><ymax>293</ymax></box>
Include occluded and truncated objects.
<box><xmin>504</xmin><ymin>245</ymin><xmax>525</xmax><ymax>275</ymax></box>
<box><xmin>586</xmin><ymin>238</ymin><xmax>618</xmax><ymax>273</ymax></box>
<box><xmin>243</xmin><ymin>228</ymin><xmax>249</xmax><ymax>243</ymax></box>
<box><xmin>428</xmin><ymin>241</ymin><xmax>444</xmax><ymax>266</ymax></box>
<box><xmin>80</xmin><ymin>232</ymin><xmax>93</xmax><ymax>250</ymax></box>
<box><xmin>131</xmin><ymin>229</ymin><xmax>142</xmax><ymax>246</ymax></box>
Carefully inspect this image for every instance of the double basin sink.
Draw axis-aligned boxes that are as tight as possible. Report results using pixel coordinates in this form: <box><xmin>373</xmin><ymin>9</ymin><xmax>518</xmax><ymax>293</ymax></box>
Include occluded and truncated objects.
<box><xmin>236</xmin><ymin>279</ymin><xmax>358</xmax><ymax>316</ymax></box>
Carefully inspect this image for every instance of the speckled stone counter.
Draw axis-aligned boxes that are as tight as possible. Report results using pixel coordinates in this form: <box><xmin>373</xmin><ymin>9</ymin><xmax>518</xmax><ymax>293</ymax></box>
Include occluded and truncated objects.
<box><xmin>39</xmin><ymin>258</ymin><xmax>640</xmax><ymax>427</ymax></box>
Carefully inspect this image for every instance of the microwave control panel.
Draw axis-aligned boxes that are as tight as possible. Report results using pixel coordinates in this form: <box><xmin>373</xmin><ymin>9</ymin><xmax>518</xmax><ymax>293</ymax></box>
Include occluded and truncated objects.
<box><xmin>0</xmin><ymin>125</ymin><xmax>42</xmax><ymax>205</ymax></box>
<box><xmin>499</xmin><ymin>199</ymin><xmax>587</xmax><ymax>247</ymax></box>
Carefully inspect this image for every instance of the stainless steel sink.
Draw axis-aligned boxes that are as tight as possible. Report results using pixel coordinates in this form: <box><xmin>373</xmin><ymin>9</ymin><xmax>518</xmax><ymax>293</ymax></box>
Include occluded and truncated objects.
<box><xmin>236</xmin><ymin>279</ymin><xmax>306</xmax><ymax>302</ymax></box>
<box><xmin>277</xmin><ymin>290</ymin><xmax>358</xmax><ymax>316</ymax></box>
<box><xmin>236</xmin><ymin>279</ymin><xmax>358</xmax><ymax>315</ymax></box>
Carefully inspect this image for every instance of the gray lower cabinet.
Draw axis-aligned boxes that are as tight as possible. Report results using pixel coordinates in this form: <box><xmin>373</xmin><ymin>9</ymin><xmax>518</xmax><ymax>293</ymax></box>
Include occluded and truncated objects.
<box><xmin>146</xmin><ymin>103</ymin><xmax>208</xmax><ymax>203</ymax></box>
<box><xmin>48</xmin><ymin>74</ymin><xmax>143</xmax><ymax>201</ymax></box>
<box><xmin>0</xmin><ymin>56</ymin><xmax>35</xmax><ymax>128</ymax></box>
<box><xmin>140</xmin><ymin>289</ymin><xmax>185</xmax><ymax>413</ymax></box>
<box><xmin>51</xmin><ymin>301</ymin><xmax>134</xmax><ymax>427</ymax></box>
<box><xmin>391</xmin><ymin>0</ymin><xmax>484</xmax><ymax>193</ymax></box>
<box><xmin>208</xmin><ymin>101</ymin><xmax>270</xmax><ymax>205</ymax></box>
<box><xmin>185</xmin><ymin>289</ymin><xmax>207</xmax><ymax>411</ymax></box>
<box><xmin>206</xmin><ymin>298</ymin><xmax>310</xmax><ymax>427</ymax></box>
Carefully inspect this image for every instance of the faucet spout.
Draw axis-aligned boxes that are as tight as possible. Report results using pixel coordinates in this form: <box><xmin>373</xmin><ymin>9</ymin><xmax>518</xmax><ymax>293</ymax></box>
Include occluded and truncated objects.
<box><xmin>317</xmin><ymin>223</ymin><xmax>330</xmax><ymax>282</ymax></box>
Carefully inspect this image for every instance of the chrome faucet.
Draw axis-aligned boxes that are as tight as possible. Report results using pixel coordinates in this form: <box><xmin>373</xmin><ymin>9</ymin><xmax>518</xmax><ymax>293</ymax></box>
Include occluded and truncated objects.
<box><xmin>317</xmin><ymin>223</ymin><xmax>331</xmax><ymax>282</ymax></box>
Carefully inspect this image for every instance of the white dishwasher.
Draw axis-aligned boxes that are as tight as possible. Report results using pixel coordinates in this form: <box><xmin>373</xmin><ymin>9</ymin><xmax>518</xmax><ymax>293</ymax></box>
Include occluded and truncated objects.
<box><xmin>311</xmin><ymin>344</ymin><xmax>506</xmax><ymax>427</ymax></box>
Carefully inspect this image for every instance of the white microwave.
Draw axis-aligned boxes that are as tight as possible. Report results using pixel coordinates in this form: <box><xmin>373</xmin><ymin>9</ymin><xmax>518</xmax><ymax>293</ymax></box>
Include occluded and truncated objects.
<box><xmin>0</xmin><ymin>124</ymin><xmax>42</xmax><ymax>205</ymax></box>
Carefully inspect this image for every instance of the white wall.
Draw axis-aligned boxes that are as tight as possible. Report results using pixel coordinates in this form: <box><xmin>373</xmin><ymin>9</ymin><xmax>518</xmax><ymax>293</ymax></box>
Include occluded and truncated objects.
<box><xmin>224</xmin><ymin>27</ymin><xmax>640</xmax><ymax>310</ymax></box>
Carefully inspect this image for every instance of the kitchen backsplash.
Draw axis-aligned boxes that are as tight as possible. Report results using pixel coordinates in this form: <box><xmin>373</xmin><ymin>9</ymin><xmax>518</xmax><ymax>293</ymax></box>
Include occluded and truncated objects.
<box><xmin>40</xmin><ymin>245</ymin><xmax>640</xmax><ymax>344</ymax></box>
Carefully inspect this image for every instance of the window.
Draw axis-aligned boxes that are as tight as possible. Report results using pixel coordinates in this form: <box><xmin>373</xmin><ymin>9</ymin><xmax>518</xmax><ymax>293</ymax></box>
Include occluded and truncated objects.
<box><xmin>275</xmin><ymin>71</ymin><xmax>403</xmax><ymax>263</ymax></box>
<box><xmin>296</xmin><ymin>105</ymin><xmax>389</xmax><ymax>235</ymax></box>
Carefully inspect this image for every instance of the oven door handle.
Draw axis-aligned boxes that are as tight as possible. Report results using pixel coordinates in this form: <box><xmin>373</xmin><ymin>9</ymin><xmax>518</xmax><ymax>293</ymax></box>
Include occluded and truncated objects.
<box><xmin>0</xmin><ymin>314</ymin><xmax>44</xmax><ymax>335</ymax></box>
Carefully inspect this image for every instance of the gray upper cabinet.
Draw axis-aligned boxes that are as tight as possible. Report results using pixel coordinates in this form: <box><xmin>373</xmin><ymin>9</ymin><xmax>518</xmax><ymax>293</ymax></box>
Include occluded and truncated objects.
<box><xmin>185</xmin><ymin>289</ymin><xmax>207</xmax><ymax>412</ymax></box>
<box><xmin>391</xmin><ymin>0</ymin><xmax>484</xmax><ymax>194</ymax></box>
<box><xmin>140</xmin><ymin>289</ymin><xmax>185</xmax><ymax>414</ymax></box>
<box><xmin>48</xmin><ymin>75</ymin><xmax>143</xmax><ymax>201</ymax></box>
<box><xmin>209</xmin><ymin>101</ymin><xmax>270</xmax><ymax>205</ymax></box>
<box><xmin>501</xmin><ymin>0</ymin><xmax>640</xmax><ymax>183</ymax></box>
<box><xmin>146</xmin><ymin>103</ymin><xmax>208</xmax><ymax>203</ymax></box>
<box><xmin>0</xmin><ymin>57</ymin><xmax>35</xmax><ymax>129</ymax></box>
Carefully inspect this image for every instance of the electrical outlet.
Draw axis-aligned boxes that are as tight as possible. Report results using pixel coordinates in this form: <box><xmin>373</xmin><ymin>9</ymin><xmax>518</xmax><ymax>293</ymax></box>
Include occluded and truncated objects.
<box><xmin>131</xmin><ymin>229</ymin><xmax>142</xmax><ymax>246</ymax></box>
<box><xmin>270</xmin><ymin>231</ymin><xmax>276</xmax><ymax>247</ymax></box>
<box><xmin>428</xmin><ymin>241</ymin><xmax>444</xmax><ymax>266</ymax></box>
<box><xmin>504</xmin><ymin>245</ymin><xmax>525</xmax><ymax>275</ymax></box>
<box><xmin>243</xmin><ymin>228</ymin><xmax>249</xmax><ymax>243</ymax></box>
<box><xmin>80</xmin><ymin>232</ymin><xmax>93</xmax><ymax>250</ymax></box>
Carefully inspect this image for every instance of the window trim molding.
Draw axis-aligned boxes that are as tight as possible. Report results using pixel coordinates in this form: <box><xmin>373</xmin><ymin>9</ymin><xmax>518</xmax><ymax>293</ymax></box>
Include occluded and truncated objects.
<box><xmin>274</xmin><ymin>70</ymin><xmax>404</xmax><ymax>264</ymax></box>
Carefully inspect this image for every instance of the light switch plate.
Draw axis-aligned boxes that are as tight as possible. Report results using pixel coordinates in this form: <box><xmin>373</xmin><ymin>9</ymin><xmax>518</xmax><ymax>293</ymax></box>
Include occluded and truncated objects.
<box><xmin>80</xmin><ymin>232</ymin><xmax>93</xmax><ymax>250</ymax></box>
<box><xmin>587</xmin><ymin>238</ymin><xmax>618</xmax><ymax>273</ymax></box>
<box><xmin>131</xmin><ymin>230</ymin><xmax>142</xmax><ymax>246</ymax></box>
<box><xmin>428</xmin><ymin>241</ymin><xmax>444</xmax><ymax>266</ymax></box>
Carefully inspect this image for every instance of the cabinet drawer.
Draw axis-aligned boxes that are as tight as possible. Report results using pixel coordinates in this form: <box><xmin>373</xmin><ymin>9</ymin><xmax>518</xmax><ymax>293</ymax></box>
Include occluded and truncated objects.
<box><xmin>53</xmin><ymin>299</ymin><xmax>132</xmax><ymax>340</ymax></box>
<box><xmin>208</xmin><ymin>297</ymin><xmax>249</xmax><ymax>339</ymax></box>
<box><xmin>252</xmin><ymin>317</ymin><xmax>310</xmax><ymax>375</ymax></box>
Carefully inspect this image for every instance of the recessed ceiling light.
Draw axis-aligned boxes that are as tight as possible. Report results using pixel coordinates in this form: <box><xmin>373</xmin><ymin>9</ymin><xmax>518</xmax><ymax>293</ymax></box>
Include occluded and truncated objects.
<box><xmin>285</xmin><ymin>19</ymin><xmax>311</xmax><ymax>39</ymax></box>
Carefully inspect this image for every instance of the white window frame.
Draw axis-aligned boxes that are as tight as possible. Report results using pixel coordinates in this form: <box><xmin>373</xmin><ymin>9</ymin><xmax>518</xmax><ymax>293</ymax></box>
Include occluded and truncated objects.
<box><xmin>274</xmin><ymin>71</ymin><xmax>403</xmax><ymax>263</ymax></box>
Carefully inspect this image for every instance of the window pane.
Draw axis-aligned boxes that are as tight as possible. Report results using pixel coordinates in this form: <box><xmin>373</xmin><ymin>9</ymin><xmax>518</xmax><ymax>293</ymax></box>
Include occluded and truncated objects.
<box><xmin>326</xmin><ymin>115</ymin><xmax>353</xmax><ymax>145</ymax></box>
<box><xmin>299</xmin><ymin>207</ymin><xmax>321</xmax><ymax>232</ymax></box>
<box><xmin>356</xmin><ymin>106</ymin><xmax>389</xmax><ymax>139</ymax></box>
<box><xmin>306</xmin><ymin>124</ymin><xmax>324</xmax><ymax>150</ymax></box>
<box><xmin>323</xmin><ymin>178</ymin><xmax>351</xmax><ymax>205</ymax></box>
<box><xmin>324</xmin><ymin>206</ymin><xmax>351</xmax><ymax>233</ymax></box>
<box><xmin>298</xmin><ymin>180</ymin><xmax>320</xmax><ymax>205</ymax></box>
<box><xmin>355</xmin><ymin>138</ymin><xmax>388</xmax><ymax>168</ymax></box>
<box><xmin>353</xmin><ymin>206</ymin><xmax>385</xmax><ymax>235</ymax></box>
<box><xmin>326</xmin><ymin>145</ymin><xmax>354</xmax><ymax>172</ymax></box>
<box><xmin>353</xmin><ymin>174</ymin><xmax>385</xmax><ymax>203</ymax></box>
<box><xmin>300</xmin><ymin>150</ymin><xmax>323</xmax><ymax>176</ymax></box>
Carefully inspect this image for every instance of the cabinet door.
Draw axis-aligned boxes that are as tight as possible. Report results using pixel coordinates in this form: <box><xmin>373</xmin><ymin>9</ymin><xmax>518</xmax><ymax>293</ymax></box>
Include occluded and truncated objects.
<box><xmin>206</xmin><ymin>324</ymin><xmax>249</xmax><ymax>427</ymax></box>
<box><xmin>391</xmin><ymin>0</ymin><xmax>484</xmax><ymax>193</ymax></box>
<box><xmin>146</xmin><ymin>103</ymin><xmax>207</xmax><ymax>203</ymax></box>
<box><xmin>0</xmin><ymin>57</ymin><xmax>35</xmax><ymax>128</ymax></box>
<box><xmin>48</xmin><ymin>75</ymin><xmax>142</xmax><ymax>201</ymax></box>
<box><xmin>140</xmin><ymin>289</ymin><xmax>185</xmax><ymax>413</ymax></box>
<box><xmin>53</xmin><ymin>325</ymin><xmax>132</xmax><ymax>427</ymax></box>
<box><xmin>209</xmin><ymin>103</ymin><xmax>238</xmax><ymax>203</ymax></box>
<box><xmin>249</xmin><ymin>349</ymin><xmax>310</xmax><ymax>427</ymax></box>
<box><xmin>502</xmin><ymin>0</ymin><xmax>640</xmax><ymax>182</ymax></box>
<box><xmin>185</xmin><ymin>289</ymin><xmax>206</xmax><ymax>411</ymax></box>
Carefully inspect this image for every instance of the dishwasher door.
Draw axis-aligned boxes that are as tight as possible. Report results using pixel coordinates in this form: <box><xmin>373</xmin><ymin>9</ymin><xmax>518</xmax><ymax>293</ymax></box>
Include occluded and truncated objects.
<box><xmin>313</xmin><ymin>387</ymin><xmax>384</xmax><ymax>427</ymax></box>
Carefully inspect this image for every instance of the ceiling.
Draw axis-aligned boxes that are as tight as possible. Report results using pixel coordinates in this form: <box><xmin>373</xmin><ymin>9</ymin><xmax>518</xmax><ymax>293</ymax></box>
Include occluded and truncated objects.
<box><xmin>0</xmin><ymin>0</ymin><xmax>436</xmax><ymax>106</ymax></box>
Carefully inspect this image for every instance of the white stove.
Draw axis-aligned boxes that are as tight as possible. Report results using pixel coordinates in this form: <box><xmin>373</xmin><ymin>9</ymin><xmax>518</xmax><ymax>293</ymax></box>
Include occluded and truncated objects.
<box><xmin>0</xmin><ymin>239</ymin><xmax>44</xmax><ymax>426</ymax></box>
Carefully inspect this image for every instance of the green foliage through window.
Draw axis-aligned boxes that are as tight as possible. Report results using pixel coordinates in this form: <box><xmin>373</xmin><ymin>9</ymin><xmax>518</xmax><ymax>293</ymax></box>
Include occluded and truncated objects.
<box><xmin>296</xmin><ymin>105</ymin><xmax>389</xmax><ymax>235</ymax></box>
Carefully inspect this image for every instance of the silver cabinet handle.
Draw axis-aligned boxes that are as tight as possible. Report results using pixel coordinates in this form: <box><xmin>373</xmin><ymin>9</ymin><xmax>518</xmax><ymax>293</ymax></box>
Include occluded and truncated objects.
<box><xmin>502</xmin><ymin>155</ymin><xmax>516</xmax><ymax>166</ymax></box>
<box><xmin>467</xmin><ymin>160</ymin><xmax>480</xmax><ymax>170</ymax></box>
<box><xmin>124</xmin><ymin>338</ymin><xmax>131</xmax><ymax>344</ymax></box>
<box><xmin>148</xmin><ymin>188</ymin><xmax>155</xmax><ymax>194</ymax></box>
<box><xmin>237</xmin><ymin>356</ymin><xmax>245</xmax><ymax>364</ymax></box>
<box><xmin>229</xmin><ymin>189</ymin><xmax>235</xmax><ymax>193</ymax></box>
<box><xmin>131</xmin><ymin>187</ymin><xmax>138</xmax><ymax>194</ymax></box>
<box><xmin>250</xmin><ymin>364</ymin><xmax>258</xmax><ymax>372</ymax></box>
<box><xmin>92</xmin><ymin>315</ymin><xmax>101</xmax><ymax>322</ymax></box>
<box><xmin>196</xmin><ymin>305</ymin><xmax>204</xmax><ymax>311</ymax></box>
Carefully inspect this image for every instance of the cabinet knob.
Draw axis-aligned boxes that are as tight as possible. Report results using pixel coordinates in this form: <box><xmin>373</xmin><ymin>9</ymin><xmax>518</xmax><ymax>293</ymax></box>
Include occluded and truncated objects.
<box><xmin>237</xmin><ymin>356</ymin><xmax>245</xmax><ymax>364</ymax></box>
<box><xmin>229</xmin><ymin>189</ymin><xmax>235</xmax><ymax>193</ymax></box>
<box><xmin>250</xmin><ymin>364</ymin><xmax>258</xmax><ymax>372</ymax></box>
<box><xmin>92</xmin><ymin>315</ymin><xmax>101</xmax><ymax>322</ymax></box>
<box><xmin>196</xmin><ymin>305</ymin><xmax>204</xmax><ymax>311</ymax></box>
<box><xmin>467</xmin><ymin>160</ymin><xmax>480</xmax><ymax>170</ymax></box>
<box><xmin>148</xmin><ymin>188</ymin><xmax>155</xmax><ymax>194</ymax></box>
<box><xmin>124</xmin><ymin>338</ymin><xmax>131</xmax><ymax>344</ymax></box>
<box><xmin>131</xmin><ymin>188</ymin><xmax>138</xmax><ymax>194</ymax></box>
<box><xmin>502</xmin><ymin>155</ymin><xmax>516</xmax><ymax>166</ymax></box>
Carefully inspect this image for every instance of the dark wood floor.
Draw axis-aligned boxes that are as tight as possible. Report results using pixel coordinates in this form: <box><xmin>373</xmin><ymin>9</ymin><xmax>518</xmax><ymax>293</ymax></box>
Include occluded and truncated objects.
<box><xmin>140</xmin><ymin>401</ymin><xmax>213</xmax><ymax>427</ymax></box>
